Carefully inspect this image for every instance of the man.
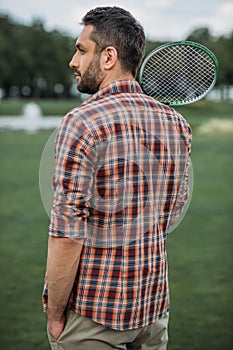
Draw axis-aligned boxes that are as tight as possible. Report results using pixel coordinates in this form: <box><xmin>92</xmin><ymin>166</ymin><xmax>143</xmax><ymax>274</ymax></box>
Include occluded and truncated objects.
<box><xmin>43</xmin><ymin>6</ymin><xmax>192</xmax><ymax>350</ymax></box>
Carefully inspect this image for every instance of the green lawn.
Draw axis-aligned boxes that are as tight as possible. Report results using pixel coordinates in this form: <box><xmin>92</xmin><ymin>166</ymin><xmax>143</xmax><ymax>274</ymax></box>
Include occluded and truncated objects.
<box><xmin>167</xmin><ymin>131</ymin><xmax>233</xmax><ymax>349</ymax></box>
<box><xmin>0</xmin><ymin>99</ymin><xmax>81</xmax><ymax>116</ymax></box>
<box><xmin>0</xmin><ymin>102</ymin><xmax>232</xmax><ymax>349</ymax></box>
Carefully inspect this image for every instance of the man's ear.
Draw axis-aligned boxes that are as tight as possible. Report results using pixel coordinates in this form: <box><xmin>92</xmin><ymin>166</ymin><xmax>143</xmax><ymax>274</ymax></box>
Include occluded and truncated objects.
<box><xmin>101</xmin><ymin>46</ymin><xmax>118</xmax><ymax>70</ymax></box>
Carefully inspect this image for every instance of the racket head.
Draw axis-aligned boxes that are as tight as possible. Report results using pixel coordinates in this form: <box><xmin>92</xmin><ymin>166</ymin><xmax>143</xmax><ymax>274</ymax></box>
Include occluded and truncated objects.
<box><xmin>139</xmin><ymin>41</ymin><xmax>219</xmax><ymax>106</ymax></box>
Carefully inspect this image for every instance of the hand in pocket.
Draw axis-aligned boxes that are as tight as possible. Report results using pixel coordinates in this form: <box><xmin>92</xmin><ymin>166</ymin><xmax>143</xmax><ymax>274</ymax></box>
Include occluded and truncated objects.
<box><xmin>48</xmin><ymin>314</ymin><xmax>66</xmax><ymax>340</ymax></box>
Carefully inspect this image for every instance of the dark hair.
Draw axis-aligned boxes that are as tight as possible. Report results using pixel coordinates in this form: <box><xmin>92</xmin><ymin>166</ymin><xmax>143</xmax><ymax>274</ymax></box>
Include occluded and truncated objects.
<box><xmin>81</xmin><ymin>6</ymin><xmax>145</xmax><ymax>76</ymax></box>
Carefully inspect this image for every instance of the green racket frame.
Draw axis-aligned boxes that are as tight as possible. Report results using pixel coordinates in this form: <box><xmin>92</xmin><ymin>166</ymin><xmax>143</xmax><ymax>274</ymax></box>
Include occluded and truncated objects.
<box><xmin>138</xmin><ymin>41</ymin><xmax>219</xmax><ymax>106</ymax></box>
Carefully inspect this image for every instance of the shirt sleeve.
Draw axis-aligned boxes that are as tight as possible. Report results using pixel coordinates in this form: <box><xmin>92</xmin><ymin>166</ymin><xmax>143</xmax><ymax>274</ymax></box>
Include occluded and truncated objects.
<box><xmin>168</xmin><ymin>120</ymin><xmax>192</xmax><ymax>231</ymax></box>
<box><xmin>49</xmin><ymin>112</ymin><xmax>96</xmax><ymax>240</ymax></box>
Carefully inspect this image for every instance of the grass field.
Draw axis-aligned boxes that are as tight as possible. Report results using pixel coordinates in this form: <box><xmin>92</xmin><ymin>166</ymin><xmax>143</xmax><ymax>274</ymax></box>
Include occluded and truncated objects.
<box><xmin>0</xmin><ymin>100</ymin><xmax>232</xmax><ymax>349</ymax></box>
<box><xmin>0</xmin><ymin>98</ymin><xmax>81</xmax><ymax>116</ymax></box>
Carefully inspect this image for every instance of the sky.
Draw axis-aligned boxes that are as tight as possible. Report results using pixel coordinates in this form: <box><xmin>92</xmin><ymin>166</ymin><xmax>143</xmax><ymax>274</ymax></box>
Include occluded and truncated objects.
<box><xmin>0</xmin><ymin>0</ymin><xmax>232</xmax><ymax>40</ymax></box>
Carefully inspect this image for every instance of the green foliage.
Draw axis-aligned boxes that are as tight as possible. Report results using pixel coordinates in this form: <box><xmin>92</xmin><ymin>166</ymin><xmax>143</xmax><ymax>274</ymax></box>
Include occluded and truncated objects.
<box><xmin>0</xmin><ymin>15</ymin><xmax>232</xmax><ymax>99</ymax></box>
<box><xmin>145</xmin><ymin>39</ymin><xmax>165</xmax><ymax>56</ymax></box>
<box><xmin>0</xmin><ymin>15</ymin><xmax>74</xmax><ymax>98</ymax></box>
<box><xmin>186</xmin><ymin>27</ymin><xmax>213</xmax><ymax>46</ymax></box>
<box><xmin>186</xmin><ymin>27</ymin><xmax>233</xmax><ymax>90</ymax></box>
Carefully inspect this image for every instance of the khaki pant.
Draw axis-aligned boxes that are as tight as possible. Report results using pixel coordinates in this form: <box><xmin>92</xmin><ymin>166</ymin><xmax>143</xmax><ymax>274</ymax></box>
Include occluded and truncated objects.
<box><xmin>48</xmin><ymin>310</ymin><xmax>169</xmax><ymax>350</ymax></box>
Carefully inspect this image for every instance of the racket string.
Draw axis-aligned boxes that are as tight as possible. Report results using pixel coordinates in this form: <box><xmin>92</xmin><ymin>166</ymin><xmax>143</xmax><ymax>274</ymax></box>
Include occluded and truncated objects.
<box><xmin>141</xmin><ymin>44</ymin><xmax>216</xmax><ymax>104</ymax></box>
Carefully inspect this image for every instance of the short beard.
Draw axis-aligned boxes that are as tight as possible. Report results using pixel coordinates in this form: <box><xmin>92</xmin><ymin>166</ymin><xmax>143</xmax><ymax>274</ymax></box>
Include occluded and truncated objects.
<box><xmin>77</xmin><ymin>53</ymin><xmax>103</xmax><ymax>94</ymax></box>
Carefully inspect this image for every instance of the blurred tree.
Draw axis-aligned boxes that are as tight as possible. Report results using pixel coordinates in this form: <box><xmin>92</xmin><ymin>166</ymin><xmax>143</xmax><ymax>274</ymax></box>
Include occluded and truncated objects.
<box><xmin>213</xmin><ymin>33</ymin><xmax>233</xmax><ymax>99</ymax></box>
<box><xmin>145</xmin><ymin>39</ymin><xmax>165</xmax><ymax>56</ymax></box>
<box><xmin>186</xmin><ymin>27</ymin><xmax>233</xmax><ymax>100</ymax></box>
<box><xmin>0</xmin><ymin>16</ymin><xmax>14</xmax><ymax>95</ymax></box>
<box><xmin>0</xmin><ymin>16</ymin><xmax>232</xmax><ymax>99</ymax></box>
<box><xmin>186</xmin><ymin>27</ymin><xmax>213</xmax><ymax>45</ymax></box>
<box><xmin>0</xmin><ymin>15</ymin><xmax>74</xmax><ymax>98</ymax></box>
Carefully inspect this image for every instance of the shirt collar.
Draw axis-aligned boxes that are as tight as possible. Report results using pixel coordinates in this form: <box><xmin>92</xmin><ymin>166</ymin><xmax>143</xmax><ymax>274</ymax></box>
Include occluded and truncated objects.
<box><xmin>83</xmin><ymin>80</ymin><xmax>143</xmax><ymax>105</ymax></box>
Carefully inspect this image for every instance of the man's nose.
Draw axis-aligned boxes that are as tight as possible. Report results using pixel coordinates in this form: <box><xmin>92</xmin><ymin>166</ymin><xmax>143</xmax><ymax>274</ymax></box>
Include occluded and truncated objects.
<box><xmin>69</xmin><ymin>52</ymin><xmax>79</xmax><ymax>69</ymax></box>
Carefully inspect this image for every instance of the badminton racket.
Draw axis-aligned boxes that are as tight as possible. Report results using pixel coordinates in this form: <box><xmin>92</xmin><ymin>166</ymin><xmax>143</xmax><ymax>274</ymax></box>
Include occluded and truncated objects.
<box><xmin>138</xmin><ymin>41</ymin><xmax>218</xmax><ymax>106</ymax></box>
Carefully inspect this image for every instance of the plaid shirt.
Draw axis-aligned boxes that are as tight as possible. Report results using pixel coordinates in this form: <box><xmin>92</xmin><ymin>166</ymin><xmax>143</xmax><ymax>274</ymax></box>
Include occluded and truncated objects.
<box><xmin>43</xmin><ymin>80</ymin><xmax>192</xmax><ymax>330</ymax></box>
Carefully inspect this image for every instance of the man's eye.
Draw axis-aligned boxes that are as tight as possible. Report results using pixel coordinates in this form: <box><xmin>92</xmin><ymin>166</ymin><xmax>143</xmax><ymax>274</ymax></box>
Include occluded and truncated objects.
<box><xmin>77</xmin><ymin>47</ymin><xmax>85</xmax><ymax>54</ymax></box>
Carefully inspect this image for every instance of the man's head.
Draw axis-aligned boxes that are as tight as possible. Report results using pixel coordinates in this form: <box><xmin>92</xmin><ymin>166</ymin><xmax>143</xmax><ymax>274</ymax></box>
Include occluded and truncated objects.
<box><xmin>81</xmin><ymin>7</ymin><xmax>145</xmax><ymax>77</ymax></box>
<box><xmin>69</xmin><ymin>6</ymin><xmax>145</xmax><ymax>94</ymax></box>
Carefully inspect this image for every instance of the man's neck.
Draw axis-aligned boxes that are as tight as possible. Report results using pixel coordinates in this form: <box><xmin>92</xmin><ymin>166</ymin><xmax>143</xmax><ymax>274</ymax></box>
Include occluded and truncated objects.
<box><xmin>99</xmin><ymin>70</ymin><xmax>134</xmax><ymax>90</ymax></box>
